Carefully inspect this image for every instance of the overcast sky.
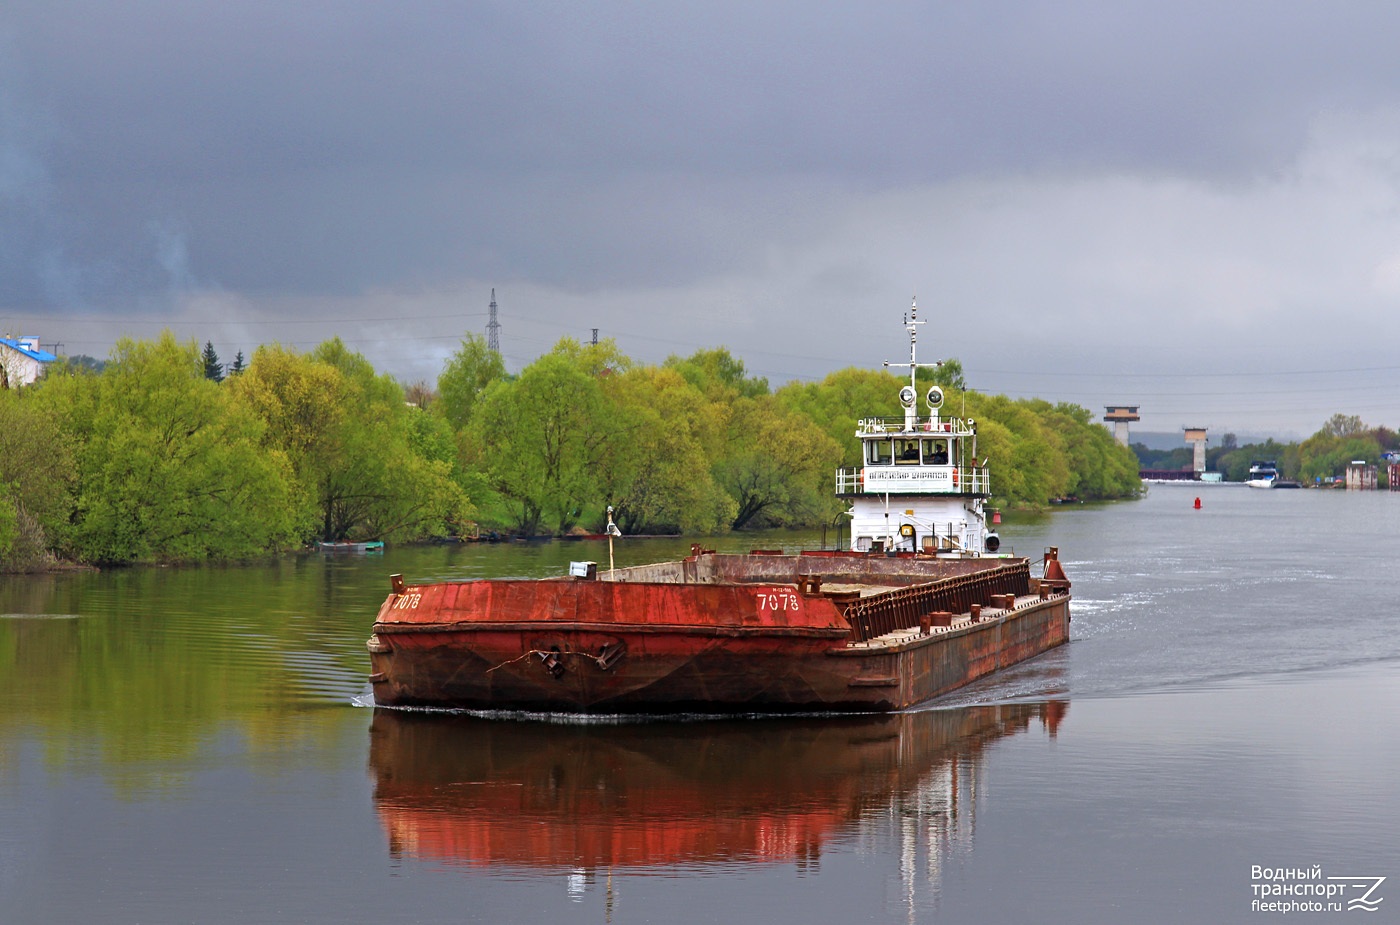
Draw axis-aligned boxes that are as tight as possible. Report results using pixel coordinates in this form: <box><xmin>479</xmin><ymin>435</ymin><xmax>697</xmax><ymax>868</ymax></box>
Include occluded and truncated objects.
<box><xmin>6</xmin><ymin>2</ymin><xmax>1400</xmax><ymax>437</ymax></box>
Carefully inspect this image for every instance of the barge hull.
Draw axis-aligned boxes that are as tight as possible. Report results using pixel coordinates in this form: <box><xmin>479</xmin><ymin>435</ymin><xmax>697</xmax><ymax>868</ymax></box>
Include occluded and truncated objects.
<box><xmin>370</xmin><ymin>590</ymin><xmax>1069</xmax><ymax>713</ymax></box>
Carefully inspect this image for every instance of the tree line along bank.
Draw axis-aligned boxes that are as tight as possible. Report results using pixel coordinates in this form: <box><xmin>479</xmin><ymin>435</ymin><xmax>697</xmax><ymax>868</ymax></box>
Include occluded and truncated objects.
<box><xmin>1133</xmin><ymin>413</ymin><xmax>1399</xmax><ymax>486</ymax></box>
<box><xmin>0</xmin><ymin>332</ymin><xmax>1142</xmax><ymax>568</ymax></box>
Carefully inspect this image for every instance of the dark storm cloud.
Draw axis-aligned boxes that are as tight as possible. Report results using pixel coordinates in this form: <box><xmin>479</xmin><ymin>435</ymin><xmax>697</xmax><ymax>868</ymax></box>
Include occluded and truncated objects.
<box><xmin>7</xmin><ymin>0</ymin><xmax>1400</xmax><ymax>306</ymax></box>
<box><xmin>7</xmin><ymin>1</ymin><xmax>1400</xmax><ymax>433</ymax></box>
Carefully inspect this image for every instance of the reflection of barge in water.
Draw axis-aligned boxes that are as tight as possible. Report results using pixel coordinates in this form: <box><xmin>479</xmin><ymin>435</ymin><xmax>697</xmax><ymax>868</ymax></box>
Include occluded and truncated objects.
<box><xmin>366</xmin><ymin>303</ymin><xmax>1071</xmax><ymax>713</ymax></box>
<box><xmin>368</xmin><ymin>702</ymin><xmax>1068</xmax><ymax>871</ymax></box>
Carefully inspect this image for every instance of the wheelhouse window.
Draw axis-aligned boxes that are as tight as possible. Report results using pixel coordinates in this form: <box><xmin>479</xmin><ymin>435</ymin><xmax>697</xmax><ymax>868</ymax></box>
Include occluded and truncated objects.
<box><xmin>894</xmin><ymin>439</ymin><xmax>920</xmax><ymax>464</ymax></box>
<box><xmin>922</xmin><ymin>438</ymin><xmax>950</xmax><ymax>465</ymax></box>
<box><xmin>867</xmin><ymin>439</ymin><xmax>893</xmax><ymax>465</ymax></box>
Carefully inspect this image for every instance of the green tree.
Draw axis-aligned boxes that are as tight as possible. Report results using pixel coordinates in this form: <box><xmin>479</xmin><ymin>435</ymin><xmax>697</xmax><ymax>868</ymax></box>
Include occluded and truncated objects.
<box><xmin>776</xmin><ymin>367</ymin><xmax>904</xmax><ymax>464</ymax></box>
<box><xmin>665</xmin><ymin>347</ymin><xmax>769</xmax><ymax>401</ymax></box>
<box><xmin>1033</xmin><ymin>401</ymin><xmax>1141</xmax><ymax>500</ymax></box>
<box><xmin>312</xmin><ymin>339</ymin><xmax>469</xmax><ymax>541</ymax></box>
<box><xmin>1299</xmin><ymin>425</ymin><xmax>1380</xmax><ymax>483</ymax></box>
<box><xmin>225</xmin><ymin>343</ymin><xmax>344</xmax><ymax>538</ymax></box>
<box><xmin>916</xmin><ymin>357</ymin><xmax>967</xmax><ymax>392</ymax></box>
<box><xmin>1134</xmin><ymin>443</ymin><xmax>1193</xmax><ymax>471</ymax></box>
<box><xmin>229</xmin><ymin>340</ymin><xmax>468</xmax><ymax>543</ymax></box>
<box><xmin>0</xmin><ymin>501</ymin><xmax>17</xmax><ymax>563</ymax></box>
<box><xmin>48</xmin><ymin>354</ymin><xmax>105</xmax><ymax>376</ymax></box>
<box><xmin>1213</xmin><ymin>439</ymin><xmax>1299</xmax><ymax>482</ymax></box>
<box><xmin>550</xmin><ymin>336</ymin><xmax>632</xmax><ymax>378</ymax></box>
<box><xmin>964</xmin><ymin>393</ymin><xmax>1068</xmax><ymax>508</ymax></box>
<box><xmin>408</xmin><ymin>405</ymin><xmax>458</xmax><ymax>469</ymax></box>
<box><xmin>436</xmin><ymin>333</ymin><xmax>506</xmax><ymax>431</ymax></box>
<box><xmin>0</xmin><ymin>388</ymin><xmax>75</xmax><ymax>566</ymax></box>
<box><xmin>43</xmin><ymin>333</ymin><xmax>301</xmax><ymax>564</ymax></box>
<box><xmin>596</xmin><ymin>366</ymin><xmax>735</xmax><ymax>533</ymax></box>
<box><xmin>715</xmin><ymin>395</ymin><xmax>843</xmax><ymax>529</ymax></box>
<box><xmin>201</xmin><ymin>341</ymin><xmax>224</xmax><ymax>382</ymax></box>
<box><xmin>467</xmin><ymin>349</ymin><xmax>611</xmax><ymax>535</ymax></box>
<box><xmin>970</xmin><ymin>416</ymin><xmax>1021</xmax><ymax>503</ymax></box>
<box><xmin>1321</xmin><ymin>413</ymin><xmax>1367</xmax><ymax>438</ymax></box>
<box><xmin>665</xmin><ymin>348</ymin><xmax>845</xmax><ymax>529</ymax></box>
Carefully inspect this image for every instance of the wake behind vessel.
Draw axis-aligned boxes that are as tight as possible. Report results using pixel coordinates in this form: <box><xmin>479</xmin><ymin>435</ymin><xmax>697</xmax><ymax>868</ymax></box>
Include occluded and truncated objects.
<box><xmin>366</xmin><ymin>302</ymin><xmax>1071</xmax><ymax>713</ymax></box>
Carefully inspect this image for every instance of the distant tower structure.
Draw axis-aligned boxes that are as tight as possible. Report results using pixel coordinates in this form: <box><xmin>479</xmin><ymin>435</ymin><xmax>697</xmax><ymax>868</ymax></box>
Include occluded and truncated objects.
<box><xmin>486</xmin><ymin>288</ymin><xmax>501</xmax><ymax>354</ymax></box>
<box><xmin>591</xmin><ymin>328</ymin><xmax>598</xmax><ymax>346</ymax></box>
<box><xmin>1103</xmin><ymin>405</ymin><xmax>1141</xmax><ymax>446</ymax></box>
<box><xmin>1183</xmin><ymin>427</ymin><xmax>1208</xmax><ymax>476</ymax></box>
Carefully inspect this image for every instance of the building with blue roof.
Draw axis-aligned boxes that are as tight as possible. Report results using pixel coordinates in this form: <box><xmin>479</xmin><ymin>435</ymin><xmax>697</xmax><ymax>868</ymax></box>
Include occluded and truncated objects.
<box><xmin>0</xmin><ymin>336</ymin><xmax>58</xmax><ymax>387</ymax></box>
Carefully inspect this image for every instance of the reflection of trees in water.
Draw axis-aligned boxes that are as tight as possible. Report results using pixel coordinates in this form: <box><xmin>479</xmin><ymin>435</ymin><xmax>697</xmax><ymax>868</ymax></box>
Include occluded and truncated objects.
<box><xmin>0</xmin><ymin>563</ymin><xmax>379</xmax><ymax>778</ymax></box>
<box><xmin>368</xmin><ymin>700</ymin><xmax>1068</xmax><ymax>887</ymax></box>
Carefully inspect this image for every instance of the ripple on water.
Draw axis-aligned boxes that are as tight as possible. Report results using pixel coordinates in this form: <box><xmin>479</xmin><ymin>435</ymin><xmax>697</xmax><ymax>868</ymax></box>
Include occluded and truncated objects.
<box><xmin>0</xmin><ymin>613</ymin><xmax>82</xmax><ymax>620</ymax></box>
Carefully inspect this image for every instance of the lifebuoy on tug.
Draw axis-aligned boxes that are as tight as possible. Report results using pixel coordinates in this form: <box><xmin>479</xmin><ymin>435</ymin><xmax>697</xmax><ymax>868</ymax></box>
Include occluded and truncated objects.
<box><xmin>952</xmin><ymin>467</ymin><xmax>959</xmax><ymax>487</ymax></box>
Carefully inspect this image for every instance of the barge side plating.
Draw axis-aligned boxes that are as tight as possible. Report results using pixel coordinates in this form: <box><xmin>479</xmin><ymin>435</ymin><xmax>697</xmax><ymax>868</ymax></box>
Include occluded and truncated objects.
<box><xmin>368</xmin><ymin>548</ymin><xmax>1069</xmax><ymax>713</ymax></box>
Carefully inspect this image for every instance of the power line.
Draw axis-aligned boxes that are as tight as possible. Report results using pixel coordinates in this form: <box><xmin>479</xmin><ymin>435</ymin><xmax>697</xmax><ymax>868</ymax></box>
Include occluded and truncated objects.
<box><xmin>20</xmin><ymin>303</ymin><xmax>1400</xmax><ymax>382</ymax></box>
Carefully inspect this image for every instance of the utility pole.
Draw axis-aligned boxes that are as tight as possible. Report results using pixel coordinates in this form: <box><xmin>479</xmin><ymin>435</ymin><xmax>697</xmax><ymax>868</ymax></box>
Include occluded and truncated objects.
<box><xmin>486</xmin><ymin>288</ymin><xmax>501</xmax><ymax>354</ymax></box>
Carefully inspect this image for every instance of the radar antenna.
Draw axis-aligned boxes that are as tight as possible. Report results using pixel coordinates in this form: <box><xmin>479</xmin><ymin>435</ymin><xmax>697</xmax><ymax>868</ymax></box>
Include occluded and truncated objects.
<box><xmin>883</xmin><ymin>298</ymin><xmax>945</xmax><ymax>425</ymax></box>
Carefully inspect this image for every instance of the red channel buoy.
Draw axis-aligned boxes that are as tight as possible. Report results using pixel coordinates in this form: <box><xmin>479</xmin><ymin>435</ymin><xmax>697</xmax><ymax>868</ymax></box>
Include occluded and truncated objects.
<box><xmin>1193</xmin><ymin>497</ymin><xmax>1202</xmax><ymax>509</ymax></box>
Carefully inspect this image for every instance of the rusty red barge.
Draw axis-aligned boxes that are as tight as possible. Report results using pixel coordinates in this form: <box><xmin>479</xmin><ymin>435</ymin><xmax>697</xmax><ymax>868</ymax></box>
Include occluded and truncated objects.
<box><xmin>367</xmin><ymin>302</ymin><xmax>1071</xmax><ymax>713</ymax></box>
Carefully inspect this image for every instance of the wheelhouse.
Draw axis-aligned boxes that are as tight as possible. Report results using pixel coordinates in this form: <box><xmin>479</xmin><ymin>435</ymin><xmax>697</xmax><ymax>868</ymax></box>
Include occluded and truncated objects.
<box><xmin>834</xmin><ymin>301</ymin><xmax>999</xmax><ymax>557</ymax></box>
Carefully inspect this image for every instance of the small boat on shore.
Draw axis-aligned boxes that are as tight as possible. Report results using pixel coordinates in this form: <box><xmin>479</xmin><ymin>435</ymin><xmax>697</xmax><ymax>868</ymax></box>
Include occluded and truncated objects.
<box><xmin>366</xmin><ymin>302</ymin><xmax>1071</xmax><ymax>714</ymax></box>
<box><xmin>318</xmin><ymin>540</ymin><xmax>385</xmax><ymax>553</ymax></box>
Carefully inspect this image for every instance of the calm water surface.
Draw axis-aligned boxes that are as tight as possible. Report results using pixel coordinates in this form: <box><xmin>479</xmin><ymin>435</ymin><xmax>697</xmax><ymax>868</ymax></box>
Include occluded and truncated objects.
<box><xmin>3</xmin><ymin>484</ymin><xmax>1399</xmax><ymax>924</ymax></box>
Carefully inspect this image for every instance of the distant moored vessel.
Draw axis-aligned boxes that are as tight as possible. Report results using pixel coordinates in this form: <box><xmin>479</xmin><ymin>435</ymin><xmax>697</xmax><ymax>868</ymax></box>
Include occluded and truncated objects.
<box><xmin>1245</xmin><ymin>461</ymin><xmax>1300</xmax><ymax>489</ymax></box>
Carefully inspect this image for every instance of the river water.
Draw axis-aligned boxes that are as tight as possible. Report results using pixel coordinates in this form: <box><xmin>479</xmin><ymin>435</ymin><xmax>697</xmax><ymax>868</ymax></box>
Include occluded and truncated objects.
<box><xmin>3</xmin><ymin>484</ymin><xmax>1398</xmax><ymax>924</ymax></box>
